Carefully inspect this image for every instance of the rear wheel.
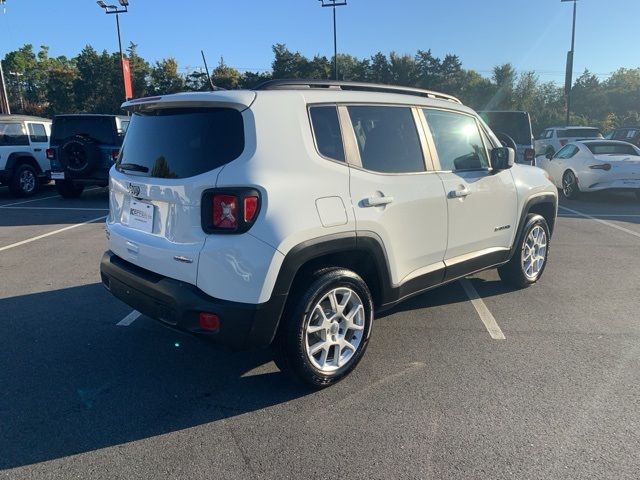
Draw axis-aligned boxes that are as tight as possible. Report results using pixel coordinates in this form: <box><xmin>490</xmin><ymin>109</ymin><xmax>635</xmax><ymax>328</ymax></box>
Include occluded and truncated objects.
<box><xmin>9</xmin><ymin>164</ymin><xmax>39</xmax><ymax>197</ymax></box>
<box><xmin>55</xmin><ymin>180</ymin><xmax>84</xmax><ymax>199</ymax></box>
<box><xmin>498</xmin><ymin>214</ymin><xmax>550</xmax><ymax>288</ymax></box>
<box><xmin>562</xmin><ymin>170</ymin><xmax>580</xmax><ymax>200</ymax></box>
<box><xmin>272</xmin><ymin>268</ymin><xmax>374</xmax><ymax>388</ymax></box>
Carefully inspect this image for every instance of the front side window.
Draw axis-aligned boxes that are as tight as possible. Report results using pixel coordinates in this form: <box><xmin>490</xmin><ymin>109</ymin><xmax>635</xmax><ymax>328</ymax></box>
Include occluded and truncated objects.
<box><xmin>347</xmin><ymin>106</ymin><xmax>424</xmax><ymax>173</ymax></box>
<box><xmin>309</xmin><ymin>106</ymin><xmax>345</xmax><ymax>162</ymax></box>
<box><xmin>423</xmin><ymin>109</ymin><xmax>489</xmax><ymax>171</ymax></box>
<box><xmin>27</xmin><ymin>123</ymin><xmax>48</xmax><ymax>143</ymax></box>
<box><xmin>0</xmin><ymin>122</ymin><xmax>29</xmax><ymax>146</ymax></box>
<box><xmin>554</xmin><ymin>145</ymin><xmax>579</xmax><ymax>159</ymax></box>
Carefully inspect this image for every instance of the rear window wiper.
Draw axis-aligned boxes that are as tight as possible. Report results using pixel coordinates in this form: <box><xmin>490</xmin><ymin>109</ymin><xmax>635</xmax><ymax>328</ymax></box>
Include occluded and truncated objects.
<box><xmin>118</xmin><ymin>162</ymin><xmax>149</xmax><ymax>173</ymax></box>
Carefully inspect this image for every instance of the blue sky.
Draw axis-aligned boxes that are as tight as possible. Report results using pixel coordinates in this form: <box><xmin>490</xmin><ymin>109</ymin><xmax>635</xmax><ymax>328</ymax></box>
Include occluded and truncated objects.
<box><xmin>1</xmin><ymin>0</ymin><xmax>638</xmax><ymax>83</ymax></box>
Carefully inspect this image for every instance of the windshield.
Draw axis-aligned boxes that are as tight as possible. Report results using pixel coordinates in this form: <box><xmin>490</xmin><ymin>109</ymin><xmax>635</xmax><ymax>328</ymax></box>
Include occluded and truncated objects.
<box><xmin>586</xmin><ymin>143</ymin><xmax>639</xmax><ymax>156</ymax></box>
<box><xmin>557</xmin><ymin>128</ymin><xmax>602</xmax><ymax>139</ymax></box>
<box><xmin>479</xmin><ymin>112</ymin><xmax>533</xmax><ymax>145</ymax></box>
<box><xmin>116</xmin><ymin>108</ymin><xmax>244</xmax><ymax>179</ymax></box>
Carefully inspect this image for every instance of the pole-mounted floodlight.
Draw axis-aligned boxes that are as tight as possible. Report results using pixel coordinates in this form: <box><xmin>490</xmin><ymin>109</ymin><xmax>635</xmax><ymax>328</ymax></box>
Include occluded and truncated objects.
<box><xmin>318</xmin><ymin>0</ymin><xmax>347</xmax><ymax>80</ymax></box>
<box><xmin>97</xmin><ymin>0</ymin><xmax>130</xmax><ymax>102</ymax></box>
<box><xmin>561</xmin><ymin>0</ymin><xmax>578</xmax><ymax>126</ymax></box>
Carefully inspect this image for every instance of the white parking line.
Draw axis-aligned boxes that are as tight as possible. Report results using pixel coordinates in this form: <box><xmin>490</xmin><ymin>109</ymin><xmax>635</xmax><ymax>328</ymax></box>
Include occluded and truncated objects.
<box><xmin>0</xmin><ymin>206</ymin><xmax>108</xmax><ymax>211</ymax></box>
<box><xmin>0</xmin><ymin>215</ymin><xmax>107</xmax><ymax>253</ymax></box>
<box><xmin>460</xmin><ymin>279</ymin><xmax>506</xmax><ymax>340</ymax></box>
<box><xmin>117</xmin><ymin>310</ymin><xmax>141</xmax><ymax>326</ymax></box>
<box><xmin>0</xmin><ymin>194</ymin><xmax>61</xmax><ymax>208</ymax></box>
<box><xmin>559</xmin><ymin>205</ymin><xmax>640</xmax><ymax>240</ymax></box>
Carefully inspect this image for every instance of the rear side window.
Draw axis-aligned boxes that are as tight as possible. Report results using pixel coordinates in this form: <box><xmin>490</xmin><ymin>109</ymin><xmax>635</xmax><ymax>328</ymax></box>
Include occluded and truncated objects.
<box><xmin>347</xmin><ymin>106</ymin><xmax>424</xmax><ymax>173</ymax></box>
<box><xmin>0</xmin><ymin>122</ymin><xmax>29</xmax><ymax>146</ymax></box>
<box><xmin>52</xmin><ymin>116</ymin><xmax>115</xmax><ymax>145</ymax></box>
<box><xmin>423</xmin><ymin>109</ymin><xmax>489</xmax><ymax>171</ymax></box>
<box><xmin>586</xmin><ymin>143</ymin><xmax>638</xmax><ymax>156</ymax></box>
<box><xmin>117</xmin><ymin>108</ymin><xmax>244</xmax><ymax>179</ymax></box>
<box><xmin>27</xmin><ymin>123</ymin><xmax>48</xmax><ymax>143</ymax></box>
<box><xmin>557</xmin><ymin>128</ymin><xmax>601</xmax><ymax>139</ymax></box>
<box><xmin>309</xmin><ymin>106</ymin><xmax>345</xmax><ymax>162</ymax></box>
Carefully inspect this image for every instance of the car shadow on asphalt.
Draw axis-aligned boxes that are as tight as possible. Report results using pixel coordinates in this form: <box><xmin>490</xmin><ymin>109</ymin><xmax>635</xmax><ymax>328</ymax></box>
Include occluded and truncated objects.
<box><xmin>0</xmin><ymin>283</ymin><xmax>311</xmax><ymax>470</ymax></box>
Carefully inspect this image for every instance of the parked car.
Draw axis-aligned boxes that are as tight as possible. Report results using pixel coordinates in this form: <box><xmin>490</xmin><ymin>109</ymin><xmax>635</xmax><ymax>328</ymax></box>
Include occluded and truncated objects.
<box><xmin>47</xmin><ymin>114</ymin><xmax>129</xmax><ymax>198</ymax></box>
<box><xmin>534</xmin><ymin>126</ymin><xmax>602</xmax><ymax>157</ymax></box>
<box><xmin>478</xmin><ymin>111</ymin><xmax>536</xmax><ymax>165</ymax></box>
<box><xmin>536</xmin><ymin>140</ymin><xmax>640</xmax><ymax>200</ymax></box>
<box><xmin>609</xmin><ymin>126</ymin><xmax>640</xmax><ymax>148</ymax></box>
<box><xmin>100</xmin><ymin>80</ymin><xmax>558</xmax><ymax>387</ymax></box>
<box><xmin>0</xmin><ymin>114</ymin><xmax>52</xmax><ymax>197</ymax></box>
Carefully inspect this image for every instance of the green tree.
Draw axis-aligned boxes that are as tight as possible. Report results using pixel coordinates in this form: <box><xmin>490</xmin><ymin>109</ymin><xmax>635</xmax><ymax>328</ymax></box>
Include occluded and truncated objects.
<box><xmin>149</xmin><ymin>58</ymin><xmax>184</xmax><ymax>95</ymax></box>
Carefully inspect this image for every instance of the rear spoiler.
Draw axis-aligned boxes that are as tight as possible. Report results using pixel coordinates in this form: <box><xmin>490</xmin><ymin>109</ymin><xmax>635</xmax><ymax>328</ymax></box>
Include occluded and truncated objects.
<box><xmin>121</xmin><ymin>91</ymin><xmax>256</xmax><ymax>113</ymax></box>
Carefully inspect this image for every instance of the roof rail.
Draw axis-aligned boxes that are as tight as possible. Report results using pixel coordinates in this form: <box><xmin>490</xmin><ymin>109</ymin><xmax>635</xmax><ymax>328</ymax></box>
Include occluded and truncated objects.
<box><xmin>253</xmin><ymin>79</ymin><xmax>462</xmax><ymax>104</ymax></box>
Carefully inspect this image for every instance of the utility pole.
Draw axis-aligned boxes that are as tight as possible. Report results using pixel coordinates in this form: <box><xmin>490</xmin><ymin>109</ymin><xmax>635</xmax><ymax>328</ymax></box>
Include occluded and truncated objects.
<box><xmin>562</xmin><ymin>0</ymin><xmax>578</xmax><ymax>126</ymax></box>
<box><xmin>0</xmin><ymin>0</ymin><xmax>11</xmax><ymax>114</ymax></box>
<box><xmin>318</xmin><ymin>1</ymin><xmax>347</xmax><ymax>80</ymax></box>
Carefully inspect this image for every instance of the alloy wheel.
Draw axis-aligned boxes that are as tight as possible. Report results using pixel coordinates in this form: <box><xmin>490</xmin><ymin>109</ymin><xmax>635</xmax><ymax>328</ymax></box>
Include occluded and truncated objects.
<box><xmin>19</xmin><ymin>169</ymin><xmax>36</xmax><ymax>194</ymax></box>
<box><xmin>521</xmin><ymin>225</ymin><xmax>547</xmax><ymax>280</ymax></box>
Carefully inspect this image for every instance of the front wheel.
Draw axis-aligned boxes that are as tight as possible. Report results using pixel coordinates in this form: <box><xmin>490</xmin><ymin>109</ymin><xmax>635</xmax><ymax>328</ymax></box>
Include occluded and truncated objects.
<box><xmin>272</xmin><ymin>268</ymin><xmax>374</xmax><ymax>388</ymax></box>
<box><xmin>55</xmin><ymin>180</ymin><xmax>84</xmax><ymax>199</ymax></box>
<box><xmin>498</xmin><ymin>214</ymin><xmax>550</xmax><ymax>288</ymax></box>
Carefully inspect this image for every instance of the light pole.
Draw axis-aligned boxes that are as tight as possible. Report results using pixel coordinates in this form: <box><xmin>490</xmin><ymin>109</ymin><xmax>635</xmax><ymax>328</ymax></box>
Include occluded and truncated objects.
<box><xmin>0</xmin><ymin>0</ymin><xmax>11</xmax><ymax>114</ymax></box>
<box><xmin>562</xmin><ymin>0</ymin><xmax>578</xmax><ymax>126</ymax></box>
<box><xmin>97</xmin><ymin>0</ymin><xmax>130</xmax><ymax>101</ymax></box>
<box><xmin>318</xmin><ymin>0</ymin><xmax>347</xmax><ymax>80</ymax></box>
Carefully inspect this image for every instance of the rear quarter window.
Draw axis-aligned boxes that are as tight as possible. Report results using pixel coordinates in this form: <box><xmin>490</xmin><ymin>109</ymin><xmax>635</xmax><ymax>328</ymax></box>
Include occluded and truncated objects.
<box><xmin>309</xmin><ymin>106</ymin><xmax>345</xmax><ymax>162</ymax></box>
<box><xmin>0</xmin><ymin>123</ymin><xmax>29</xmax><ymax>146</ymax></box>
<box><xmin>117</xmin><ymin>108</ymin><xmax>244</xmax><ymax>179</ymax></box>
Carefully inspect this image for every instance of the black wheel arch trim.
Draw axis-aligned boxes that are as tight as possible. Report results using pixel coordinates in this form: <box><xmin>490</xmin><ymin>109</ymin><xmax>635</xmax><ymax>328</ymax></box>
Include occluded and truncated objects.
<box><xmin>6</xmin><ymin>152</ymin><xmax>43</xmax><ymax>175</ymax></box>
<box><xmin>509</xmin><ymin>193</ymin><xmax>557</xmax><ymax>260</ymax></box>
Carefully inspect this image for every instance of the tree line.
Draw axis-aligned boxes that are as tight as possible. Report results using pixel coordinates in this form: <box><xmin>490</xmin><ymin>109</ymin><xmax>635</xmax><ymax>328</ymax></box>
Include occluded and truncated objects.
<box><xmin>2</xmin><ymin>43</ymin><xmax>639</xmax><ymax>135</ymax></box>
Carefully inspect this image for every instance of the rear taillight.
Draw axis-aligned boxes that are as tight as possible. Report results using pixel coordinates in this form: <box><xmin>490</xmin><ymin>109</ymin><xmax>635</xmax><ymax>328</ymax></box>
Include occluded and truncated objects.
<box><xmin>524</xmin><ymin>148</ymin><xmax>535</xmax><ymax>162</ymax></box>
<box><xmin>559</xmin><ymin>139</ymin><xmax>568</xmax><ymax>147</ymax></box>
<box><xmin>46</xmin><ymin>148</ymin><xmax>55</xmax><ymax>160</ymax></box>
<box><xmin>589</xmin><ymin>163</ymin><xmax>612</xmax><ymax>171</ymax></box>
<box><xmin>198</xmin><ymin>312</ymin><xmax>220</xmax><ymax>332</ymax></box>
<box><xmin>202</xmin><ymin>188</ymin><xmax>261</xmax><ymax>234</ymax></box>
<box><xmin>212</xmin><ymin>194</ymin><xmax>238</xmax><ymax>229</ymax></box>
<box><xmin>111</xmin><ymin>149</ymin><xmax>120</xmax><ymax>161</ymax></box>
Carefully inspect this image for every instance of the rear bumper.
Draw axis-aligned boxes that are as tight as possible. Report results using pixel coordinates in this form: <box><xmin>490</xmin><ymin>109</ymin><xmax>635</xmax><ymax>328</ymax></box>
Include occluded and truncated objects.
<box><xmin>100</xmin><ymin>251</ymin><xmax>286</xmax><ymax>350</ymax></box>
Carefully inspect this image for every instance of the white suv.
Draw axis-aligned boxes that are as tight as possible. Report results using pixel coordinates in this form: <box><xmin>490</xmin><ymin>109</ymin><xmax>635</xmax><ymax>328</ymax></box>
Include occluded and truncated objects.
<box><xmin>100</xmin><ymin>80</ymin><xmax>558</xmax><ymax>387</ymax></box>
<box><xmin>0</xmin><ymin>115</ymin><xmax>52</xmax><ymax>196</ymax></box>
<box><xmin>534</xmin><ymin>126</ymin><xmax>602</xmax><ymax>157</ymax></box>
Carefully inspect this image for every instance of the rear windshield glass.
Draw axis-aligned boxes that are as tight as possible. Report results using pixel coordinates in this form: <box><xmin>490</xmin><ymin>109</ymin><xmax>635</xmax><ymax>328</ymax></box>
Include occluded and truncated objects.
<box><xmin>479</xmin><ymin>112</ymin><xmax>532</xmax><ymax>145</ymax></box>
<box><xmin>557</xmin><ymin>128</ymin><xmax>601</xmax><ymax>139</ymax></box>
<box><xmin>116</xmin><ymin>108</ymin><xmax>244</xmax><ymax>179</ymax></box>
<box><xmin>586</xmin><ymin>143</ymin><xmax>639</xmax><ymax>156</ymax></box>
<box><xmin>51</xmin><ymin>116</ymin><xmax>116</xmax><ymax>145</ymax></box>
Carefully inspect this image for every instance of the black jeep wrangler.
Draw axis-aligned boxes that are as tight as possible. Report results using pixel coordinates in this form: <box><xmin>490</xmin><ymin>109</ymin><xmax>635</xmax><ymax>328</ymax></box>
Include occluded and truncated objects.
<box><xmin>47</xmin><ymin>114</ymin><xmax>129</xmax><ymax>198</ymax></box>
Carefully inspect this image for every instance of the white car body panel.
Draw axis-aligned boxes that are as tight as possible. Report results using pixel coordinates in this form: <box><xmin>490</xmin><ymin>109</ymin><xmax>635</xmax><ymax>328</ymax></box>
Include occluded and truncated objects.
<box><xmin>106</xmin><ymin>88</ymin><xmax>557</xmax><ymax>306</ymax></box>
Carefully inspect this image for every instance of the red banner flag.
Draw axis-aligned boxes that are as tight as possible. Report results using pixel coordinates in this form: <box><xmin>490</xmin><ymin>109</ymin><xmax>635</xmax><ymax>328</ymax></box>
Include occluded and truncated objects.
<box><xmin>122</xmin><ymin>58</ymin><xmax>133</xmax><ymax>100</ymax></box>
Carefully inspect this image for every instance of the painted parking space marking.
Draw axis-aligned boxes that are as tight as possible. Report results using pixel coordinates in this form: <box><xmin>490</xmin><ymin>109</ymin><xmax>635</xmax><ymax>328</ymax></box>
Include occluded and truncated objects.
<box><xmin>460</xmin><ymin>279</ymin><xmax>506</xmax><ymax>340</ymax></box>
<box><xmin>117</xmin><ymin>310</ymin><xmax>141</xmax><ymax>326</ymax></box>
<box><xmin>0</xmin><ymin>194</ymin><xmax>62</xmax><ymax>208</ymax></box>
<box><xmin>559</xmin><ymin>205</ymin><xmax>640</xmax><ymax>240</ymax></box>
<box><xmin>0</xmin><ymin>215</ymin><xmax>107</xmax><ymax>253</ymax></box>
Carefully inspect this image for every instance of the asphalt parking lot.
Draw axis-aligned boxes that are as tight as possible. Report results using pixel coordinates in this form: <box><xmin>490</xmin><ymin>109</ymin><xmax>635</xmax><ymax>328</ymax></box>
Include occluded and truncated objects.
<box><xmin>1</xmin><ymin>185</ymin><xmax>639</xmax><ymax>480</ymax></box>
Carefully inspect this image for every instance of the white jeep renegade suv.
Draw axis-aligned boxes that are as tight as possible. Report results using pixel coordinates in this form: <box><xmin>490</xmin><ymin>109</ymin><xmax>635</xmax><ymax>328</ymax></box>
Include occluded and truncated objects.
<box><xmin>100</xmin><ymin>80</ymin><xmax>557</xmax><ymax>387</ymax></box>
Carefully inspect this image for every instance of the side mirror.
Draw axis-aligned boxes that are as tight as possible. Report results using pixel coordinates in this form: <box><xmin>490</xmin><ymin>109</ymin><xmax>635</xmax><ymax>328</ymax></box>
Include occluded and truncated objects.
<box><xmin>491</xmin><ymin>147</ymin><xmax>515</xmax><ymax>171</ymax></box>
<box><xmin>545</xmin><ymin>146</ymin><xmax>555</xmax><ymax>160</ymax></box>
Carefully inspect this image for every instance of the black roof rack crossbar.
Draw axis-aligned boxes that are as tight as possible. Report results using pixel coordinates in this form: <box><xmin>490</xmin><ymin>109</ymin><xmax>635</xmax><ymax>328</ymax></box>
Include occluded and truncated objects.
<box><xmin>253</xmin><ymin>79</ymin><xmax>462</xmax><ymax>104</ymax></box>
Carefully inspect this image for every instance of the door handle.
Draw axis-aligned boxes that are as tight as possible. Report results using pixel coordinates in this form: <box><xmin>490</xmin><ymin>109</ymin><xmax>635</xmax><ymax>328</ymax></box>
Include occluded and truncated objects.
<box><xmin>33</xmin><ymin>148</ymin><xmax>42</xmax><ymax>152</ymax></box>
<box><xmin>363</xmin><ymin>195</ymin><xmax>394</xmax><ymax>207</ymax></box>
<box><xmin>448</xmin><ymin>187</ymin><xmax>471</xmax><ymax>199</ymax></box>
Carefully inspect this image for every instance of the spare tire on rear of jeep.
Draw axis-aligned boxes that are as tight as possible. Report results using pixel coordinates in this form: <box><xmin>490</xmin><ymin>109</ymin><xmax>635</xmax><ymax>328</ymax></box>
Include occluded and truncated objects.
<box><xmin>60</xmin><ymin>135</ymin><xmax>101</xmax><ymax>177</ymax></box>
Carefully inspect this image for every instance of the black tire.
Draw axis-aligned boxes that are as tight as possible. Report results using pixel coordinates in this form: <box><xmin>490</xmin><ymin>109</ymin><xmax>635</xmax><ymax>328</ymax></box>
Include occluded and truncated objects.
<box><xmin>272</xmin><ymin>268</ymin><xmax>374</xmax><ymax>388</ymax></box>
<box><xmin>561</xmin><ymin>170</ymin><xmax>580</xmax><ymax>200</ymax></box>
<box><xmin>60</xmin><ymin>135</ymin><xmax>101</xmax><ymax>177</ymax></box>
<box><xmin>498</xmin><ymin>214</ymin><xmax>550</xmax><ymax>289</ymax></box>
<box><xmin>55</xmin><ymin>180</ymin><xmax>85</xmax><ymax>199</ymax></box>
<box><xmin>8</xmin><ymin>163</ymin><xmax>39</xmax><ymax>197</ymax></box>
